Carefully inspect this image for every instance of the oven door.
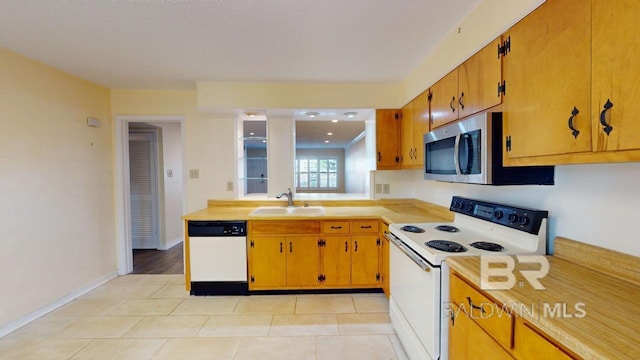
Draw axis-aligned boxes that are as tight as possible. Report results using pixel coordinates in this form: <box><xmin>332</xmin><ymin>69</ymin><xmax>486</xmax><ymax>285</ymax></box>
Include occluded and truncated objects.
<box><xmin>387</xmin><ymin>233</ymin><xmax>441</xmax><ymax>360</ymax></box>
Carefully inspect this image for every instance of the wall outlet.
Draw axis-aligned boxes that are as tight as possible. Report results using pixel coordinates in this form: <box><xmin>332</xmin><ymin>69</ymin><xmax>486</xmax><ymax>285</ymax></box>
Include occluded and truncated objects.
<box><xmin>189</xmin><ymin>169</ymin><xmax>199</xmax><ymax>179</ymax></box>
<box><xmin>382</xmin><ymin>184</ymin><xmax>390</xmax><ymax>194</ymax></box>
<box><xmin>375</xmin><ymin>184</ymin><xmax>382</xmax><ymax>194</ymax></box>
<box><xmin>227</xmin><ymin>181</ymin><xmax>234</xmax><ymax>191</ymax></box>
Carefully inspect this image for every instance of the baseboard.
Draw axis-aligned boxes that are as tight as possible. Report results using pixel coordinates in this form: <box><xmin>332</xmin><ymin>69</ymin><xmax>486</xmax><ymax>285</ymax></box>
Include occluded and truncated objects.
<box><xmin>0</xmin><ymin>271</ymin><xmax>118</xmax><ymax>338</ymax></box>
<box><xmin>160</xmin><ymin>237</ymin><xmax>183</xmax><ymax>251</ymax></box>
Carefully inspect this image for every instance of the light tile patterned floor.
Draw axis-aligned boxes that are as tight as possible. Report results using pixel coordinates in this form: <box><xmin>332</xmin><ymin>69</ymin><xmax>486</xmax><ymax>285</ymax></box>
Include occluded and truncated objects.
<box><xmin>0</xmin><ymin>275</ymin><xmax>409</xmax><ymax>359</ymax></box>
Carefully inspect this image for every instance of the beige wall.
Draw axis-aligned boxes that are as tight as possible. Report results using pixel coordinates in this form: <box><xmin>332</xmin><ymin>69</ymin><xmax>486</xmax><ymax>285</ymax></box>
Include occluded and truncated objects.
<box><xmin>0</xmin><ymin>48</ymin><xmax>114</xmax><ymax>328</ymax></box>
<box><xmin>111</xmin><ymin>90</ymin><xmax>236</xmax><ymax>211</ymax></box>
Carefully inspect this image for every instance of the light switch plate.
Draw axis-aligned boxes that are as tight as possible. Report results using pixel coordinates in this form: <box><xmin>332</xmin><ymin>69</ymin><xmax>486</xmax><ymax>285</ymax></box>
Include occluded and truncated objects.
<box><xmin>167</xmin><ymin>169</ymin><xmax>173</xmax><ymax>178</ymax></box>
<box><xmin>375</xmin><ymin>184</ymin><xmax>382</xmax><ymax>194</ymax></box>
<box><xmin>227</xmin><ymin>181</ymin><xmax>233</xmax><ymax>191</ymax></box>
<box><xmin>189</xmin><ymin>169</ymin><xmax>199</xmax><ymax>179</ymax></box>
<box><xmin>382</xmin><ymin>184</ymin><xmax>390</xmax><ymax>194</ymax></box>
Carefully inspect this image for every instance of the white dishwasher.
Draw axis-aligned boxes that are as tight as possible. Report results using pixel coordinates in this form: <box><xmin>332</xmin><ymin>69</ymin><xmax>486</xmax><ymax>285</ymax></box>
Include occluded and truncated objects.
<box><xmin>187</xmin><ymin>220</ymin><xmax>248</xmax><ymax>295</ymax></box>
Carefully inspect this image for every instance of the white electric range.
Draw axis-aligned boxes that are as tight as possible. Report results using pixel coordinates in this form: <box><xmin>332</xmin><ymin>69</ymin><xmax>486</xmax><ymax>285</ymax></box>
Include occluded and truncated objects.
<box><xmin>385</xmin><ymin>196</ymin><xmax>548</xmax><ymax>360</ymax></box>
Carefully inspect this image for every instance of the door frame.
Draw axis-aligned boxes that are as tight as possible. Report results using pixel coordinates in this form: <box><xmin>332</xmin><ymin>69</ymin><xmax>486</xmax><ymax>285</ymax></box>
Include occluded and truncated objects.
<box><xmin>115</xmin><ymin>115</ymin><xmax>186</xmax><ymax>275</ymax></box>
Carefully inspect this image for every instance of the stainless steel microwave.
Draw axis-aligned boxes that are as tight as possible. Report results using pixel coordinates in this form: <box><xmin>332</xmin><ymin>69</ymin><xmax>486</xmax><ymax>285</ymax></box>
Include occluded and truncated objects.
<box><xmin>423</xmin><ymin>112</ymin><xmax>554</xmax><ymax>185</ymax></box>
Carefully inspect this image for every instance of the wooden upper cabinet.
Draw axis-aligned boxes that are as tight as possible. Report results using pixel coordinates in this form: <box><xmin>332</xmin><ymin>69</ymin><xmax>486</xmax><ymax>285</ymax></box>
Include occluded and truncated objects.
<box><xmin>412</xmin><ymin>91</ymin><xmax>430</xmax><ymax>167</ymax></box>
<box><xmin>591</xmin><ymin>0</ymin><xmax>640</xmax><ymax>152</ymax></box>
<box><xmin>503</xmin><ymin>0</ymin><xmax>592</xmax><ymax>159</ymax></box>
<box><xmin>375</xmin><ymin>109</ymin><xmax>401</xmax><ymax>170</ymax></box>
<box><xmin>458</xmin><ymin>49</ymin><xmax>483</xmax><ymax>119</ymax></box>
<box><xmin>480</xmin><ymin>37</ymin><xmax>503</xmax><ymax>110</ymax></box>
<box><xmin>400</xmin><ymin>100</ymin><xmax>415</xmax><ymax>168</ymax></box>
<box><xmin>430</xmin><ymin>69</ymin><xmax>459</xmax><ymax>129</ymax></box>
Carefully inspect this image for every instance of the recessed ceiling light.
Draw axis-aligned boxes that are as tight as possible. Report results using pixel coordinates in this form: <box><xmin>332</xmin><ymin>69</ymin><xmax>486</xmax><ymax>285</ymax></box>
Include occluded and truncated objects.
<box><xmin>327</xmin><ymin>132</ymin><xmax>333</xmax><ymax>136</ymax></box>
<box><xmin>344</xmin><ymin>112</ymin><xmax>358</xmax><ymax>118</ymax></box>
<box><xmin>324</xmin><ymin>140</ymin><xmax>330</xmax><ymax>143</ymax></box>
<box><xmin>331</xmin><ymin>119</ymin><xmax>339</xmax><ymax>123</ymax></box>
<box><xmin>306</xmin><ymin>112</ymin><xmax>319</xmax><ymax>118</ymax></box>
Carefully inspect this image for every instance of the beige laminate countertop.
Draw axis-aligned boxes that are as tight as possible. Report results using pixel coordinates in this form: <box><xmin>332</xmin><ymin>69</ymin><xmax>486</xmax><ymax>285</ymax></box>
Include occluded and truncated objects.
<box><xmin>182</xmin><ymin>199</ymin><xmax>454</xmax><ymax>224</ymax></box>
<box><xmin>446</xmin><ymin>239</ymin><xmax>640</xmax><ymax>360</ymax></box>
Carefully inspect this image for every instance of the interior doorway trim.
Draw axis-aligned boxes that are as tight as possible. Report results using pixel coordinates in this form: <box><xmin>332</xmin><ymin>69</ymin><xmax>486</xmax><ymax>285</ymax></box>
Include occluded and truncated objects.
<box><xmin>115</xmin><ymin>115</ymin><xmax>186</xmax><ymax>275</ymax></box>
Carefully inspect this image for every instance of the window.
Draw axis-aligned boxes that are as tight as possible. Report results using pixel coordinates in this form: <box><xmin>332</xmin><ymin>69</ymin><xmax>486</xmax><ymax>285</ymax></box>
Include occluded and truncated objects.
<box><xmin>295</xmin><ymin>158</ymin><xmax>338</xmax><ymax>190</ymax></box>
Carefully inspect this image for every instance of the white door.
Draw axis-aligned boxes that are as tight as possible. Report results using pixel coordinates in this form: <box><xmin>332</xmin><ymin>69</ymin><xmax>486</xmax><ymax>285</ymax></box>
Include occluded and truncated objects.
<box><xmin>129</xmin><ymin>131</ymin><xmax>160</xmax><ymax>249</ymax></box>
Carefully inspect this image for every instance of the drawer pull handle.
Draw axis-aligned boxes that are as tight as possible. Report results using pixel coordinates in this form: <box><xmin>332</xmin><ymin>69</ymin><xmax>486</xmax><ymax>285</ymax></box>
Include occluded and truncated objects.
<box><xmin>568</xmin><ymin>106</ymin><xmax>580</xmax><ymax>139</ymax></box>
<box><xmin>599</xmin><ymin>99</ymin><xmax>614</xmax><ymax>135</ymax></box>
<box><xmin>466</xmin><ymin>296</ymin><xmax>485</xmax><ymax>314</ymax></box>
<box><xmin>331</xmin><ymin>226</ymin><xmax>342</xmax><ymax>229</ymax></box>
<box><xmin>360</xmin><ymin>225</ymin><xmax>372</xmax><ymax>229</ymax></box>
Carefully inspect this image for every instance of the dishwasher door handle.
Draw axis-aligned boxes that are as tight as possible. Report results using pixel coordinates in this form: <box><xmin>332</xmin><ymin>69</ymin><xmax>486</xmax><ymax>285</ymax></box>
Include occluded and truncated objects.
<box><xmin>385</xmin><ymin>233</ymin><xmax>432</xmax><ymax>272</ymax></box>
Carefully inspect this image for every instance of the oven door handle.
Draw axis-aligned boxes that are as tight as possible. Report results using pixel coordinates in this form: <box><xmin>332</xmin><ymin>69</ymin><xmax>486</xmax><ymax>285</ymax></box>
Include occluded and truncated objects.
<box><xmin>385</xmin><ymin>233</ymin><xmax>431</xmax><ymax>272</ymax></box>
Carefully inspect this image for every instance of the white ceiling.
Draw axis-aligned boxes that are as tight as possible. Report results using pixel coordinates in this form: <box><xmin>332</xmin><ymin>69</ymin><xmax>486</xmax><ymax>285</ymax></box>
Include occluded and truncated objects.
<box><xmin>0</xmin><ymin>0</ymin><xmax>480</xmax><ymax>89</ymax></box>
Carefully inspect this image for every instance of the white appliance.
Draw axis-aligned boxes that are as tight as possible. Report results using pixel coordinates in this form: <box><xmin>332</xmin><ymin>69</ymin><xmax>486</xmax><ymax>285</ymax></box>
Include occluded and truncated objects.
<box><xmin>188</xmin><ymin>220</ymin><xmax>248</xmax><ymax>295</ymax></box>
<box><xmin>386</xmin><ymin>196</ymin><xmax>548</xmax><ymax>360</ymax></box>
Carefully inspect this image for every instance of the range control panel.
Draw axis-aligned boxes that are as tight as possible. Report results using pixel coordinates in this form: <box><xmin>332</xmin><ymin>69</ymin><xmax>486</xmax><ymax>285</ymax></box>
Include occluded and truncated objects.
<box><xmin>450</xmin><ymin>196</ymin><xmax>548</xmax><ymax>235</ymax></box>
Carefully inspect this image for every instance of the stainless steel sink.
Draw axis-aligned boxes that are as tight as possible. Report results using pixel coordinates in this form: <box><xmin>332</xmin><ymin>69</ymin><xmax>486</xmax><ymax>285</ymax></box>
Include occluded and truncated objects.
<box><xmin>249</xmin><ymin>206</ymin><xmax>325</xmax><ymax>216</ymax></box>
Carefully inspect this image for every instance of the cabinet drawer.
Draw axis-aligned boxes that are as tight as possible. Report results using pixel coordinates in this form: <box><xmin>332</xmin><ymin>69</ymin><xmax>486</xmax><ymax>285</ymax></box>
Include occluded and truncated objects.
<box><xmin>513</xmin><ymin>318</ymin><xmax>574</xmax><ymax>360</ymax></box>
<box><xmin>323</xmin><ymin>221</ymin><xmax>350</xmax><ymax>234</ymax></box>
<box><xmin>352</xmin><ymin>220</ymin><xmax>379</xmax><ymax>233</ymax></box>
<box><xmin>250</xmin><ymin>221</ymin><xmax>321</xmax><ymax>235</ymax></box>
<box><xmin>450</xmin><ymin>274</ymin><xmax>513</xmax><ymax>349</ymax></box>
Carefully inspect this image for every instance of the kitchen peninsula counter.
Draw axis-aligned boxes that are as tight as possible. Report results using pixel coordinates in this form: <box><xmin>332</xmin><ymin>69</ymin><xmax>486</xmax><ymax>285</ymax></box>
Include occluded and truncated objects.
<box><xmin>183</xmin><ymin>198</ymin><xmax>454</xmax><ymax>224</ymax></box>
<box><xmin>446</xmin><ymin>237</ymin><xmax>640</xmax><ymax>360</ymax></box>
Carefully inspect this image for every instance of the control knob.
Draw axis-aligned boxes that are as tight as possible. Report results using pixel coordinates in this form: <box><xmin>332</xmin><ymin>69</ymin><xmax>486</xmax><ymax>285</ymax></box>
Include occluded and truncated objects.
<box><xmin>493</xmin><ymin>210</ymin><xmax>503</xmax><ymax>220</ymax></box>
<box><xmin>508</xmin><ymin>213</ymin><xmax>518</xmax><ymax>224</ymax></box>
<box><xmin>519</xmin><ymin>215</ymin><xmax>530</xmax><ymax>226</ymax></box>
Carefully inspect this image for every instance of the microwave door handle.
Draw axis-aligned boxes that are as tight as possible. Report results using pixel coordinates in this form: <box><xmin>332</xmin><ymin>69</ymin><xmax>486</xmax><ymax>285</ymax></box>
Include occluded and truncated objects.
<box><xmin>453</xmin><ymin>134</ymin><xmax>462</xmax><ymax>175</ymax></box>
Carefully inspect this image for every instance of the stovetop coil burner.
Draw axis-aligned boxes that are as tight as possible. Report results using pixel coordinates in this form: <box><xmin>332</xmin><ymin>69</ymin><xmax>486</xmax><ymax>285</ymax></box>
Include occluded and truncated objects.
<box><xmin>470</xmin><ymin>241</ymin><xmax>504</xmax><ymax>252</ymax></box>
<box><xmin>426</xmin><ymin>240</ymin><xmax>467</xmax><ymax>253</ymax></box>
<box><xmin>435</xmin><ymin>225</ymin><xmax>460</xmax><ymax>233</ymax></box>
<box><xmin>401</xmin><ymin>225</ymin><xmax>425</xmax><ymax>233</ymax></box>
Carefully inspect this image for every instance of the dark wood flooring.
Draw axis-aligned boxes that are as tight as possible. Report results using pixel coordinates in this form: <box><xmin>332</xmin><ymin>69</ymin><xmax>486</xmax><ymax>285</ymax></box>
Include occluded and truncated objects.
<box><xmin>132</xmin><ymin>243</ymin><xmax>184</xmax><ymax>274</ymax></box>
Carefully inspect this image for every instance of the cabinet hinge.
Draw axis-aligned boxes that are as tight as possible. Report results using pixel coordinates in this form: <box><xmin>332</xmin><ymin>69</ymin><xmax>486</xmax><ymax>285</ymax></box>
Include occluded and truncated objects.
<box><xmin>318</xmin><ymin>274</ymin><xmax>326</xmax><ymax>283</ymax></box>
<box><xmin>250</xmin><ymin>275</ymin><xmax>255</xmax><ymax>283</ymax></box>
<box><xmin>506</xmin><ymin>135</ymin><xmax>512</xmax><ymax>152</ymax></box>
<box><xmin>498</xmin><ymin>36</ymin><xmax>511</xmax><ymax>58</ymax></box>
<box><xmin>394</xmin><ymin>112</ymin><xmax>399</xmax><ymax>121</ymax></box>
<box><xmin>427</xmin><ymin>89</ymin><xmax>433</xmax><ymax>103</ymax></box>
<box><xmin>376</xmin><ymin>238</ymin><xmax>381</xmax><ymax>246</ymax></box>
<box><xmin>395</xmin><ymin>156</ymin><xmax>400</xmax><ymax>163</ymax></box>
<box><xmin>376</xmin><ymin>273</ymin><xmax>381</xmax><ymax>282</ymax></box>
<box><xmin>250</xmin><ymin>240</ymin><xmax>254</xmax><ymax>248</ymax></box>
<box><xmin>317</xmin><ymin>239</ymin><xmax>326</xmax><ymax>247</ymax></box>
<box><xmin>498</xmin><ymin>80</ymin><xmax>506</xmax><ymax>97</ymax></box>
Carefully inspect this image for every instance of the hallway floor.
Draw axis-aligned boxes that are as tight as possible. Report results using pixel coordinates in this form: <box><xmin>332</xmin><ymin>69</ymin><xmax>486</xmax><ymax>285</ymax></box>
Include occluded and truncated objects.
<box><xmin>132</xmin><ymin>244</ymin><xmax>184</xmax><ymax>274</ymax></box>
<box><xmin>0</xmin><ymin>275</ymin><xmax>408</xmax><ymax>359</ymax></box>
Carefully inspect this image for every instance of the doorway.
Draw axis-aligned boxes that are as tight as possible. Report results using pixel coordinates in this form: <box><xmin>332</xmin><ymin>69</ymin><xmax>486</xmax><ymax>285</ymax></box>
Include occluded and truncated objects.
<box><xmin>115</xmin><ymin>115</ymin><xmax>186</xmax><ymax>275</ymax></box>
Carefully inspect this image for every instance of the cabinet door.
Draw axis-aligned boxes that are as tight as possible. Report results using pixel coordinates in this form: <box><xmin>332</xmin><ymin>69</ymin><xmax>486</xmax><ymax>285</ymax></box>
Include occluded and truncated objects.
<box><xmin>249</xmin><ymin>236</ymin><xmax>286</xmax><ymax>288</ymax></box>
<box><xmin>513</xmin><ymin>318</ymin><xmax>573</xmax><ymax>360</ymax></box>
<box><xmin>503</xmin><ymin>0</ymin><xmax>591</xmax><ymax>159</ymax></box>
<box><xmin>286</xmin><ymin>236</ymin><xmax>320</xmax><ymax>287</ymax></box>
<box><xmin>412</xmin><ymin>91</ymin><xmax>430</xmax><ymax>167</ymax></box>
<box><xmin>458</xmin><ymin>50</ymin><xmax>483</xmax><ymax>118</ymax></box>
<box><xmin>481</xmin><ymin>37</ymin><xmax>503</xmax><ymax>110</ymax></box>
<box><xmin>430</xmin><ymin>69</ymin><xmax>459</xmax><ymax>129</ymax></box>
<box><xmin>323</xmin><ymin>236</ymin><xmax>351</xmax><ymax>286</ymax></box>
<box><xmin>400</xmin><ymin>101</ymin><xmax>415</xmax><ymax>168</ymax></box>
<box><xmin>449</xmin><ymin>304</ymin><xmax>514</xmax><ymax>360</ymax></box>
<box><xmin>351</xmin><ymin>235</ymin><xmax>380</xmax><ymax>286</ymax></box>
<box><xmin>375</xmin><ymin>109</ymin><xmax>401</xmax><ymax>170</ymax></box>
<box><xmin>592</xmin><ymin>0</ymin><xmax>640</xmax><ymax>152</ymax></box>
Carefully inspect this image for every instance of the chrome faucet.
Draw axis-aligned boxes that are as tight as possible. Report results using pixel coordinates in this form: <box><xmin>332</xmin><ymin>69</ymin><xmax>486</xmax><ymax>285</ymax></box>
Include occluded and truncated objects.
<box><xmin>276</xmin><ymin>188</ymin><xmax>294</xmax><ymax>207</ymax></box>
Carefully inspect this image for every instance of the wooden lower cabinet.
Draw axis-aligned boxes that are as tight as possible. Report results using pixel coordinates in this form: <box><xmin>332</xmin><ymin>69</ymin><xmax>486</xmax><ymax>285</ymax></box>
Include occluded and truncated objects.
<box><xmin>449</xmin><ymin>272</ymin><xmax>578</xmax><ymax>360</ymax></box>
<box><xmin>513</xmin><ymin>318</ymin><xmax>574</xmax><ymax>360</ymax></box>
<box><xmin>248</xmin><ymin>219</ymin><xmax>381</xmax><ymax>291</ymax></box>
<box><xmin>380</xmin><ymin>221</ymin><xmax>390</xmax><ymax>297</ymax></box>
<box><xmin>449</xmin><ymin>304</ymin><xmax>514</xmax><ymax>360</ymax></box>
